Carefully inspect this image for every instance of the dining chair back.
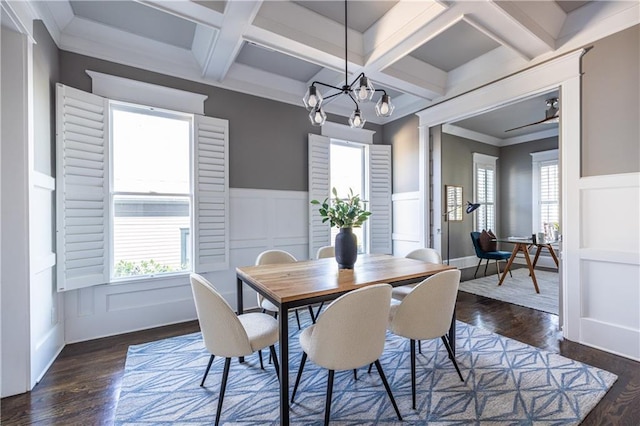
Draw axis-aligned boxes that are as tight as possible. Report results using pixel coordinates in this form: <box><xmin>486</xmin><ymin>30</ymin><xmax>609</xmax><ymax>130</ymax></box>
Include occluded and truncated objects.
<box><xmin>388</xmin><ymin>269</ymin><xmax>464</xmax><ymax>409</ymax></box>
<box><xmin>392</xmin><ymin>247</ymin><xmax>442</xmax><ymax>302</ymax></box>
<box><xmin>190</xmin><ymin>273</ymin><xmax>280</xmax><ymax>426</ymax></box>
<box><xmin>255</xmin><ymin>249</ymin><xmax>316</xmax><ymax>329</ymax></box>
<box><xmin>405</xmin><ymin>247</ymin><xmax>442</xmax><ymax>264</ymax></box>
<box><xmin>291</xmin><ymin>283</ymin><xmax>402</xmax><ymax>424</ymax></box>
<box><xmin>316</xmin><ymin>245</ymin><xmax>335</xmax><ymax>259</ymax></box>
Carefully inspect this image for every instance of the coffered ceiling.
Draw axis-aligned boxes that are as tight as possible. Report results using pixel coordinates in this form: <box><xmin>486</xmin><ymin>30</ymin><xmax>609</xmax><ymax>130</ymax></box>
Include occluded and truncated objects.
<box><xmin>29</xmin><ymin>0</ymin><xmax>638</xmax><ymax>133</ymax></box>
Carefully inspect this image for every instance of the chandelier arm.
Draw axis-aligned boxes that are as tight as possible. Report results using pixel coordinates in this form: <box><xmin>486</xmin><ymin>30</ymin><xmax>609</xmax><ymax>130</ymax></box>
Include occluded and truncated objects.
<box><xmin>322</xmin><ymin>92</ymin><xmax>344</xmax><ymax>102</ymax></box>
<box><xmin>373</xmin><ymin>88</ymin><xmax>388</xmax><ymax>95</ymax></box>
<box><xmin>347</xmin><ymin>92</ymin><xmax>359</xmax><ymax>109</ymax></box>
<box><xmin>312</xmin><ymin>81</ymin><xmax>343</xmax><ymax>91</ymax></box>
<box><xmin>347</xmin><ymin>72</ymin><xmax>366</xmax><ymax>90</ymax></box>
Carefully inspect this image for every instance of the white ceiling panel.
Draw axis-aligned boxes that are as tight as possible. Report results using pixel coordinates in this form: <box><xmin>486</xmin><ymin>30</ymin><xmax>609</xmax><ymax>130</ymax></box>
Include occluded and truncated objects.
<box><xmin>69</xmin><ymin>1</ymin><xmax>197</xmax><ymax>49</ymax></box>
<box><xmin>293</xmin><ymin>0</ymin><xmax>398</xmax><ymax>33</ymax></box>
<box><xmin>236</xmin><ymin>42</ymin><xmax>324</xmax><ymax>82</ymax></box>
<box><xmin>410</xmin><ymin>20</ymin><xmax>501</xmax><ymax>72</ymax></box>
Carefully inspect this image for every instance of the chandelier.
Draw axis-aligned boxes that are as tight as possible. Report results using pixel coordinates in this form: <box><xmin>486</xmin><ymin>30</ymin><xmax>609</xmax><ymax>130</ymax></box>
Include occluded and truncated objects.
<box><xmin>302</xmin><ymin>0</ymin><xmax>394</xmax><ymax>128</ymax></box>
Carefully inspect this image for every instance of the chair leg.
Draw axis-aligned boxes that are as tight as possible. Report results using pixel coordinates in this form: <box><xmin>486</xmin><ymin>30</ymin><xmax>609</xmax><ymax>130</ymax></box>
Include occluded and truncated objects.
<box><xmin>410</xmin><ymin>339</ymin><xmax>416</xmax><ymax>409</ymax></box>
<box><xmin>258</xmin><ymin>350</ymin><xmax>264</xmax><ymax>370</ymax></box>
<box><xmin>315</xmin><ymin>302</ymin><xmax>324</xmax><ymax>321</ymax></box>
<box><xmin>374</xmin><ymin>360</ymin><xmax>402</xmax><ymax>421</ymax></box>
<box><xmin>324</xmin><ymin>370</ymin><xmax>335</xmax><ymax>426</ymax></box>
<box><xmin>418</xmin><ymin>340</ymin><xmax>422</xmax><ymax>354</ymax></box>
<box><xmin>353</xmin><ymin>369</ymin><xmax>358</xmax><ymax>381</ymax></box>
<box><xmin>307</xmin><ymin>305</ymin><xmax>316</xmax><ymax>323</ymax></box>
<box><xmin>215</xmin><ymin>357</ymin><xmax>231</xmax><ymax>426</ymax></box>
<box><xmin>474</xmin><ymin>259</ymin><xmax>482</xmax><ymax>278</ymax></box>
<box><xmin>367</xmin><ymin>363</ymin><xmax>373</xmax><ymax>374</ymax></box>
<box><xmin>200</xmin><ymin>354</ymin><xmax>215</xmax><ymax>387</ymax></box>
<box><xmin>495</xmin><ymin>260</ymin><xmax>501</xmax><ymax>277</ymax></box>
<box><xmin>269</xmin><ymin>345</ymin><xmax>280</xmax><ymax>380</ymax></box>
<box><xmin>291</xmin><ymin>352</ymin><xmax>307</xmax><ymax>403</ymax></box>
<box><xmin>484</xmin><ymin>259</ymin><xmax>489</xmax><ymax>276</ymax></box>
<box><xmin>441</xmin><ymin>336</ymin><xmax>464</xmax><ymax>382</ymax></box>
<box><xmin>295</xmin><ymin>309</ymin><xmax>301</xmax><ymax>330</ymax></box>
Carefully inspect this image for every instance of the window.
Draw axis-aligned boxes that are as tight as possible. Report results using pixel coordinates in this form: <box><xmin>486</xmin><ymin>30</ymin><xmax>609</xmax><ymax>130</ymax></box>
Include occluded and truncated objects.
<box><xmin>330</xmin><ymin>141</ymin><xmax>366</xmax><ymax>253</ymax></box>
<box><xmin>308</xmin><ymin>131</ymin><xmax>391</xmax><ymax>257</ymax></box>
<box><xmin>110</xmin><ymin>104</ymin><xmax>192</xmax><ymax>279</ymax></box>
<box><xmin>473</xmin><ymin>153</ymin><xmax>497</xmax><ymax>231</ymax></box>
<box><xmin>532</xmin><ymin>150</ymin><xmax>559</xmax><ymax>234</ymax></box>
<box><xmin>56</xmin><ymin>83</ymin><xmax>228</xmax><ymax>291</ymax></box>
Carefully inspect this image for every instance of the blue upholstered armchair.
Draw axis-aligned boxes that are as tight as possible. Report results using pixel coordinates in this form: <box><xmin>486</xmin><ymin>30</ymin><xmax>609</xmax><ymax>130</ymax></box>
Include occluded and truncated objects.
<box><xmin>470</xmin><ymin>231</ymin><xmax>513</xmax><ymax>279</ymax></box>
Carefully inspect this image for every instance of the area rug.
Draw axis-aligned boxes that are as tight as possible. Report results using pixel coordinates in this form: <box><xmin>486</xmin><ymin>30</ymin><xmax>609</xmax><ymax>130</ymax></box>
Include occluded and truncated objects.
<box><xmin>459</xmin><ymin>268</ymin><xmax>559</xmax><ymax>315</ymax></box>
<box><xmin>114</xmin><ymin>316</ymin><xmax>615</xmax><ymax>425</ymax></box>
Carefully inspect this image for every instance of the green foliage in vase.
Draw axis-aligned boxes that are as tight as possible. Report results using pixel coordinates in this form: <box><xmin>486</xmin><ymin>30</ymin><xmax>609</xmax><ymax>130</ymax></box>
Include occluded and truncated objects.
<box><xmin>311</xmin><ymin>187</ymin><xmax>371</xmax><ymax>229</ymax></box>
<box><xmin>114</xmin><ymin>259</ymin><xmax>174</xmax><ymax>277</ymax></box>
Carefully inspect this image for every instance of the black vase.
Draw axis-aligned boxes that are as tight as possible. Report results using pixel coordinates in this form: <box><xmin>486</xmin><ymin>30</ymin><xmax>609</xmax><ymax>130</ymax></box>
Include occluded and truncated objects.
<box><xmin>335</xmin><ymin>227</ymin><xmax>357</xmax><ymax>269</ymax></box>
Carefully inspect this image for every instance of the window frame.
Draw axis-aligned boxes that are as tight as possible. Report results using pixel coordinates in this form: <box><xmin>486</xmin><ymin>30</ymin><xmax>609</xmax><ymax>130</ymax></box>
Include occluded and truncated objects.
<box><xmin>531</xmin><ymin>149</ymin><xmax>559</xmax><ymax>234</ymax></box>
<box><xmin>473</xmin><ymin>153</ymin><xmax>498</xmax><ymax>231</ymax></box>
<box><xmin>108</xmin><ymin>100</ymin><xmax>194</xmax><ymax>282</ymax></box>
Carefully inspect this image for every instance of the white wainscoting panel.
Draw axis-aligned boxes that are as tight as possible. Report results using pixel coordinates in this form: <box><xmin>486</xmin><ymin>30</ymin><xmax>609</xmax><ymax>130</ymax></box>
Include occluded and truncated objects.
<box><xmin>574</xmin><ymin>173</ymin><xmax>640</xmax><ymax>361</ymax></box>
<box><xmin>392</xmin><ymin>192</ymin><xmax>422</xmax><ymax>256</ymax></box>
<box><xmin>30</xmin><ymin>172</ymin><xmax>64</xmax><ymax>384</ymax></box>
<box><xmin>64</xmin><ymin>188</ymin><xmax>310</xmax><ymax>343</ymax></box>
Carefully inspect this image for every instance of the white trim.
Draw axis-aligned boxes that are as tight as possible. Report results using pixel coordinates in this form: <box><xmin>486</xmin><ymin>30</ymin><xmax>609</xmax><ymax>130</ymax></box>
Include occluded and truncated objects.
<box><xmin>531</xmin><ymin>149</ymin><xmax>559</xmax><ymax>162</ymax></box>
<box><xmin>503</xmin><ymin>128</ymin><xmax>558</xmax><ymax>146</ymax></box>
<box><xmin>321</xmin><ymin>121</ymin><xmax>376</xmax><ymax>145</ymax></box>
<box><xmin>86</xmin><ymin>70</ymin><xmax>208</xmax><ymax>115</ymax></box>
<box><xmin>472</xmin><ymin>152</ymin><xmax>498</xmax><ymax>165</ymax></box>
<box><xmin>442</xmin><ymin>123</ymin><xmax>503</xmax><ymax>146</ymax></box>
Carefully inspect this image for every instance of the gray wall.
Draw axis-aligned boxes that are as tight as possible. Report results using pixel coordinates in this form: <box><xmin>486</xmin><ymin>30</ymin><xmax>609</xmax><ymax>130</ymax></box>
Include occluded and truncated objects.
<box><xmin>441</xmin><ymin>133</ymin><xmax>500</xmax><ymax>259</ymax></box>
<box><xmin>385</xmin><ymin>113</ymin><xmax>420</xmax><ymax>193</ymax></box>
<box><xmin>582</xmin><ymin>24</ymin><xmax>639</xmax><ymax>176</ymax></box>
<box><xmin>58</xmin><ymin>51</ymin><xmax>384</xmax><ymax>192</ymax></box>
<box><xmin>33</xmin><ymin>21</ymin><xmax>59</xmax><ymax>176</ymax></box>
<box><xmin>499</xmin><ymin>137</ymin><xmax>559</xmax><ymax>238</ymax></box>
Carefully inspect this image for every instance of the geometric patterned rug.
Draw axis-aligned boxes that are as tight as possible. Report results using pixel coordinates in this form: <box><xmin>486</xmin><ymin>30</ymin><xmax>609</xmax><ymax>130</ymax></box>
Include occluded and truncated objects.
<box><xmin>114</xmin><ymin>315</ymin><xmax>616</xmax><ymax>425</ymax></box>
<box><xmin>459</xmin><ymin>268</ymin><xmax>559</xmax><ymax>315</ymax></box>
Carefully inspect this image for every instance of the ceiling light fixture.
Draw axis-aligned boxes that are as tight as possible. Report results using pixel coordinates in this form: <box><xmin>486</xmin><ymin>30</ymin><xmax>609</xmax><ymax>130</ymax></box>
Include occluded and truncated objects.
<box><xmin>302</xmin><ymin>0</ymin><xmax>394</xmax><ymax>128</ymax></box>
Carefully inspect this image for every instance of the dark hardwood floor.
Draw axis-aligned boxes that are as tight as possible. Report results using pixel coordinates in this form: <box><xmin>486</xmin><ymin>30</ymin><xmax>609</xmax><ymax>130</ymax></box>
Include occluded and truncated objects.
<box><xmin>2</xmin><ymin>266</ymin><xmax>639</xmax><ymax>425</ymax></box>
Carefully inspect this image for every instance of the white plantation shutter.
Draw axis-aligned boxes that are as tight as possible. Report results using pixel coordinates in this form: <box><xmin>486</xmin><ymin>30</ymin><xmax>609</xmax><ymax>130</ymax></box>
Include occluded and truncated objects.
<box><xmin>474</xmin><ymin>153</ymin><xmax>497</xmax><ymax>231</ymax></box>
<box><xmin>193</xmin><ymin>115</ymin><xmax>229</xmax><ymax>272</ymax></box>
<box><xmin>308</xmin><ymin>134</ymin><xmax>331</xmax><ymax>258</ymax></box>
<box><xmin>539</xmin><ymin>162</ymin><xmax>559</xmax><ymax>230</ymax></box>
<box><xmin>367</xmin><ymin>144</ymin><xmax>392</xmax><ymax>254</ymax></box>
<box><xmin>56</xmin><ymin>84</ymin><xmax>109</xmax><ymax>291</ymax></box>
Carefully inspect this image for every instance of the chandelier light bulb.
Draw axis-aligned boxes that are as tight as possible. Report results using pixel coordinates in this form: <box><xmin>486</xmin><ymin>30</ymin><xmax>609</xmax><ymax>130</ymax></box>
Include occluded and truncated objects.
<box><xmin>309</xmin><ymin>106</ymin><xmax>327</xmax><ymax>126</ymax></box>
<box><xmin>375</xmin><ymin>94</ymin><xmax>395</xmax><ymax>118</ymax></box>
<box><xmin>303</xmin><ymin>86</ymin><xmax>323</xmax><ymax>111</ymax></box>
<box><xmin>349</xmin><ymin>109</ymin><xmax>366</xmax><ymax>128</ymax></box>
<box><xmin>353</xmin><ymin>76</ymin><xmax>375</xmax><ymax>102</ymax></box>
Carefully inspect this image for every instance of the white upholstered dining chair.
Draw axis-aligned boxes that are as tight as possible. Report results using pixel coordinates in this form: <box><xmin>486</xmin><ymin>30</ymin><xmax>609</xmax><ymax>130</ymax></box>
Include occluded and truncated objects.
<box><xmin>315</xmin><ymin>245</ymin><xmax>335</xmax><ymax>259</ymax></box>
<box><xmin>255</xmin><ymin>249</ymin><xmax>316</xmax><ymax>329</ymax></box>
<box><xmin>290</xmin><ymin>283</ymin><xmax>402</xmax><ymax>425</ymax></box>
<box><xmin>391</xmin><ymin>248</ymin><xmax>442</xmax><ymax>302</ymax></box>
<box><xmin>190</xmin><ymin>273</ymin><xmax>279</xmax><ymax>426</ymax></box>
<box><xmin>388</xmin><ymin>269</ymin><xmax>465</xmax><ymax>409</ymax></box>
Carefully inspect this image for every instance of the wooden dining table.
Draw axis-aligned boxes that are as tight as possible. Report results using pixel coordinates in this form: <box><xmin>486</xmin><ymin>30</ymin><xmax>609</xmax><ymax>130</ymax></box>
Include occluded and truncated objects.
<box><xmin>236</xmin><ymin>253</ymin><xmax>456</xmax><ymax>425</ymax></box>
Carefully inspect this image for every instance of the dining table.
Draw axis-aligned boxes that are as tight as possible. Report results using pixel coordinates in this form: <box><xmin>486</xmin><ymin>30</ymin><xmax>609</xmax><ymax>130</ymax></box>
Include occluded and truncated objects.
<box><xmin>236</xmin><ymin>253</ymin><xmax>456</xmax><ymax>425</ymax></box>
<box><xmin>495</xmin><ymin>237</ymin><xmax>560</xmax><ymax>293</ymax></box>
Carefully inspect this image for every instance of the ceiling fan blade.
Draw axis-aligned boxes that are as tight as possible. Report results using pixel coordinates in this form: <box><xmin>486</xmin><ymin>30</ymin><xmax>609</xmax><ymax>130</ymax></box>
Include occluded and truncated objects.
<box><xmin>505</xmin><ymin>115</ymin><xmax>559</xmax><ymax>132</ymax></box>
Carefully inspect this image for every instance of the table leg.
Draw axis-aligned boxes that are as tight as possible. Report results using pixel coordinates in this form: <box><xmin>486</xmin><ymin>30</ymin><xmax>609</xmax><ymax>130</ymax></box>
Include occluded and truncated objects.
<box><xmin>522</xmin><ymin>247</ymin><xmax>540</xmax><ymax>293</ymax></box>
<box><xmin>531</xmin><ymin>246</ymin><xmax>543</xmax><ymax>270</ymax></box>
<box><xmin>548</xmin><ymin>245</ymin><xmax>560</xmax><ymax>268</ymax></box>
<box><xmin>236</xmin><ymin>277</ymin><xmax>245</xmax><ymax>363</ymax></box>
<box><xmin>278</xmin><ymin>305</ymin><xmax>290</xmax><ymax>425</ymax></box>
<box><xmin>498</xmin><ymin>245</ymin><xmax>519</xmax><ymax>286</ymax></box>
